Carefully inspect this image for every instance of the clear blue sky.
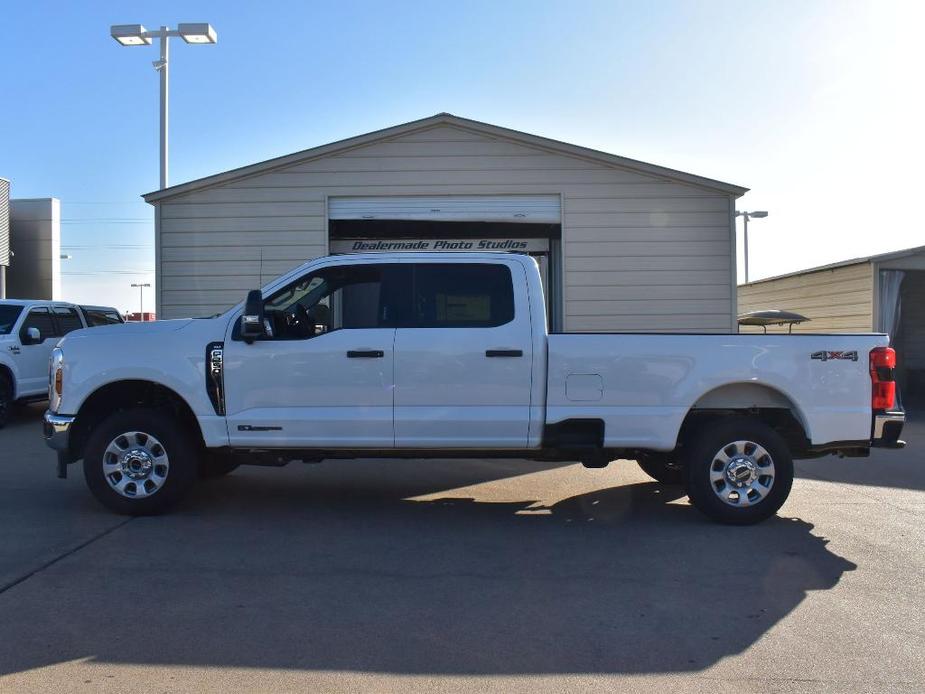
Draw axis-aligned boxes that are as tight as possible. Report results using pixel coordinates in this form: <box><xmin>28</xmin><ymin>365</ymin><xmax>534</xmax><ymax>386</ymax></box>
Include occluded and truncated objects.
<box><xmin>2</xmin><ymin>0</ymin><xmax>922</xmax><ymax>312</ymax></box>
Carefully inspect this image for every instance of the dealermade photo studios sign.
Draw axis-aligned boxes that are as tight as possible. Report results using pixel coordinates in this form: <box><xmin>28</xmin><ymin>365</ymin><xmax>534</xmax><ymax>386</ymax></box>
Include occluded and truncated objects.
<box><xmin>330</xmin><ymin>238</ymin><xmax>550</xmax><ymax>254</ymax></box>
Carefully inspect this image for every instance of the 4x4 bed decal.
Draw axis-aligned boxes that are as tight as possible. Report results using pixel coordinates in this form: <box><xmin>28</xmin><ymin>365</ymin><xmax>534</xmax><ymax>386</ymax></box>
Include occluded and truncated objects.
<box><xmin>811</xmin><ymin>350</ymin><xmax>859</xmax><ymax>362</ymax></box>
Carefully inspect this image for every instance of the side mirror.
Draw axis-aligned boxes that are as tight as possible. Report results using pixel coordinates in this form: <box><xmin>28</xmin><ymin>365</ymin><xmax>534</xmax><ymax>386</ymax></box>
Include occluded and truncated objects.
<box><xmin>23</xmin><ymin>327</ymin><xmax>41</xmax><ymax>345</ymax></box>
<box><xmin>240</xmin><ymin>290</ymin><xmax>266</xmax><ymax>343</ymax></box>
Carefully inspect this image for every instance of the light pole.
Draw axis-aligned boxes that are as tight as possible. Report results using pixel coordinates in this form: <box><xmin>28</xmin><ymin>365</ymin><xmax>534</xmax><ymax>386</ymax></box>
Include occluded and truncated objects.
<box><xmin>131</xmin><ymin>282</ymin><xmax>151</xmax><ymax>320</ymax></box>
<box><xmin>110</xmin><ymin>23</ymin><xmax>218</xmax><ymax>189</ymax></box>
<box><xmin>735</xmin><ymin>210</ymin><xmax>768</xmax><ymax>284</ymax></box>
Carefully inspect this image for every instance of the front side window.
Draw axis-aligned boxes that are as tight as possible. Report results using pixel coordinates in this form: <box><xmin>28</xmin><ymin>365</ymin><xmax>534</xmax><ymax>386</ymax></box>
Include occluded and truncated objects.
<box><xmin>20</xmin><ymin>308</ymin><xmax>56</xmax><ymax>343</ymax></box>
<box><xmin>261</xmin><ymin>263</ymin><xmax>401</xmax><ymax>340</ymax></box>
<box><xmin>411</xmin><ymin>263</ymin><xmax>514</xmax><ymax>328</ymax></box>
<box><xmin>53</xmin><ymin>307</ymin><xmax>83</xmax><ymax>335</ymax></box>
<box><xmin>0</xmin><ymin>305</ymin><xmax>23</xmax><ymax>335</ymax></box>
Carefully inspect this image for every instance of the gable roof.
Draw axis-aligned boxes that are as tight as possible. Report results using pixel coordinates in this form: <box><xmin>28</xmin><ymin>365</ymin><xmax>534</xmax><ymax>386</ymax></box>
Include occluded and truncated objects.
<box><xmin>143</xmin><ymin>112</ymin><xmax>748</xmax><ymax>203</ymax></box>
<box><xmin>741</xmin><ymin>243</ymin><xmax>925</xmax><ymax>287</ymax></box>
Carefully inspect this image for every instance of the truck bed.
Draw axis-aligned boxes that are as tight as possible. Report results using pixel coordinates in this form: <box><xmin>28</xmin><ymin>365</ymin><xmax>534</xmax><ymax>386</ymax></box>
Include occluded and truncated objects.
<box><xmin>545</xmin><ymin>332</ymin><xmax>888</xmax><ymax>450</ymax></box>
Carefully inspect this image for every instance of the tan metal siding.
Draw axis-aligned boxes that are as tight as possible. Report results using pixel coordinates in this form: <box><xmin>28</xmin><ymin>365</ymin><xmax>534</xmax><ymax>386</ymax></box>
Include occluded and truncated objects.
<box><xmin>737</xmin><ymin>262</ymin><xmax>874</xmax><ymax>333</ymax></box>
<box><xmin>157</xmin><ymin>124</ymin><xmax>736</xmax><ymax>327</ymax></box>
<box><xmin>563</xmin><ymin>195</ymin><xmax>732</xmax><ymax>332</ymax></box>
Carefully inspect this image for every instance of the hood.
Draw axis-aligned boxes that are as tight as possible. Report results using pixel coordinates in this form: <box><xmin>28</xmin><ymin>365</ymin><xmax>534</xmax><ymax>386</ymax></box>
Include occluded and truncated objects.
<box><xmin>57</xmin><ymin>319</ymin><xmax>202</xmax><ymax>350</ymax></box>
<box><xmin>55</xmin><ymin>315</ymin><xmax>233</xmax><ymax>360</ymax></box>
<box><xmin>72</xmin><ymin>318</ymin><xmax>195</xmax><ymax>338</ymax></box>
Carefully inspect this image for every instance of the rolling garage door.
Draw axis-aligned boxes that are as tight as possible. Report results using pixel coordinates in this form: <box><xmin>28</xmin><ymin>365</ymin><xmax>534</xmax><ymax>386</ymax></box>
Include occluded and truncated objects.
<box><xmin>328</xmin><ymin>195</ymin><xmax>561</xmax><ymax>224</ymax></box>
<box><xmin>328</xmin><ymin>194</ymin><xmax>562</xmax><ymax>330</ymax></box>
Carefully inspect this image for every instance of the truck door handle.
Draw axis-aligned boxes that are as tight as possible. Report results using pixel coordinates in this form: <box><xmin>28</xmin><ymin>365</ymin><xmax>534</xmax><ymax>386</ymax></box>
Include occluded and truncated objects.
<box><xmin>486</xmin><ymin>349</ymin><xmax>523</xmax><ymax>357</ymax></box>
<box><xmin>347</xmin><ymin>350</ymin><xmax>384</xmax><ymax>358</ymax></box>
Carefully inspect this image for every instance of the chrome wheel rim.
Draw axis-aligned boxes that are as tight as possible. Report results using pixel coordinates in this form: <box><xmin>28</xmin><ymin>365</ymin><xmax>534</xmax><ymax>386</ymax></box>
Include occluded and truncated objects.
<box><xmin>103</xmin><ymin>431</ymin><xmax>169</xmax><ymax>499</ymax></box>
<box><xmin>709</xmin><ymin>440</ymin><xmax>775</xmax><ymax>507</ymax></box>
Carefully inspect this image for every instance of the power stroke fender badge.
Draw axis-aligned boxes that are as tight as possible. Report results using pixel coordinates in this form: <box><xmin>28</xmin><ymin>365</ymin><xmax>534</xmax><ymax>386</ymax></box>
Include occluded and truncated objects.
<box><xmin>811</xmin><ymin>350</ymin><xmax>859</xmax><ymax>362</ymax></box>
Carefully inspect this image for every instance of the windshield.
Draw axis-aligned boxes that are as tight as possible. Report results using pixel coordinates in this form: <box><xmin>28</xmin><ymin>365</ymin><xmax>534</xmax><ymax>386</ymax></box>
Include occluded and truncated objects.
<box><xmin>0</xmin><ymin>305</ymin><xmax>24</xmax><ymax>335</ymax></box>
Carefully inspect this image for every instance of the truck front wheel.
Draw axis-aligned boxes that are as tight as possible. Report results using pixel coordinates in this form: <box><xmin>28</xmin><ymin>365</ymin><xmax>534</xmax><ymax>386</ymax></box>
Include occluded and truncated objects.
<box><xmin>83</xmin><ymin>408</ymin><xmax>198</xmax><ymax>515</ymax></box>
<box><xmin>684</xmin><ymin>418</ymin><xmax>793</xmax><ymax>525</ymax></box>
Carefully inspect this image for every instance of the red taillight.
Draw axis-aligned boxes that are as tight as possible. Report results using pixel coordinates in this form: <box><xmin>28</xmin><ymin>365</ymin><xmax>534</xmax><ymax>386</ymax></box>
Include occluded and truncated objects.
<box><xmin>870</xmin><ymin>347</ymin><xmax>896</xmax><ymax>410</ymax></box>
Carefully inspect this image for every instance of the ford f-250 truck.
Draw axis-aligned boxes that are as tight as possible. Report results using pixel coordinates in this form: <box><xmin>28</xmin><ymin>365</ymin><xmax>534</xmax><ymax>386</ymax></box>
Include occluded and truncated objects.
<box><xmin>43</xmin><ymin>253</ymin><xmax>906</xmax><ymax>524</ymax></box>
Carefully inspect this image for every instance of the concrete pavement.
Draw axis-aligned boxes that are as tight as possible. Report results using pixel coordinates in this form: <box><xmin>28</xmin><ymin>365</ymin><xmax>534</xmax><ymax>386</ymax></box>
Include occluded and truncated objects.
<box><xmin>0</xmin><ymin>402</ymin><xmax>923</xmax><ymax>692</ymax></box>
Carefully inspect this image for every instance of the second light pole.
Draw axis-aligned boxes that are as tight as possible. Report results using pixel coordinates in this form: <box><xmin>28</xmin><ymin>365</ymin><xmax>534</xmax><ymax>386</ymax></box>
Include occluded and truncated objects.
<box><xmin>131</xmin><ymin>282</ymin><xmax>152</xmax><ymax>320</ymax></box>
<box><xmin>736</xmin><ymin>210</ymin><xmax>768</xmax><ymax>284</ymax></box>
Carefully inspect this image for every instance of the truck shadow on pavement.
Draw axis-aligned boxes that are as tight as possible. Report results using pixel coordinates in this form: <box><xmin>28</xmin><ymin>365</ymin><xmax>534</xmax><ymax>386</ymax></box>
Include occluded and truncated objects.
<box><xmin>0</xmin><ymin>459</ymin><xmax>857</xmax><ymax>677</ymax></box>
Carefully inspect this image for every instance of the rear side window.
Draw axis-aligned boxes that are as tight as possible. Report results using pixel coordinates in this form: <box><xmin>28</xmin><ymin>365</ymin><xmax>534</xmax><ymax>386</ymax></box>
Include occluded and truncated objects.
<box><xmin>411</xmin><ymin>264</ymin><xmax>514</xmax><ymax>328</ymax></box>
<box><xmin>20</xmin><ymin>308</ymin><xmax>56</xmax><ymax>342</ymax></box>
<box><xmin>83</xmin><ymin>309</ymin><xmax>123</xmax><ymax>326</ymax></box>
<box><xmin>53</xmin><ymin>307</ymin><xmax>84</xmax><ymax>335</ymax></box>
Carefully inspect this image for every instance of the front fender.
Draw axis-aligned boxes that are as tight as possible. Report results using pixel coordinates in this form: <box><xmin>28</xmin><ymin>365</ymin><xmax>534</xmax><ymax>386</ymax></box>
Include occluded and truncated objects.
<box><xmin>56</xmin><ymin>319</ymin><xmax>228</xmax><ymax>418</ymax></box>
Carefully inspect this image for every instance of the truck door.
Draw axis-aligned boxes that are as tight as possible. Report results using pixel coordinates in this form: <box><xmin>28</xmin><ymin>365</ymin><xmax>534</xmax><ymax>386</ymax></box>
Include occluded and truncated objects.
<box><xmin>394</xmin><ymin>260</ymin><xmax>533</xmax><ymax>448</ymax></box>
<box><xmin>15</xmin><ymin>307</ymin><xmax>58</xmax><ymax>397</ymax></box>
<box><xmin>223</xmin><ymin>262</ymin><xmax>402</xmax><ymax>449</ymax></box>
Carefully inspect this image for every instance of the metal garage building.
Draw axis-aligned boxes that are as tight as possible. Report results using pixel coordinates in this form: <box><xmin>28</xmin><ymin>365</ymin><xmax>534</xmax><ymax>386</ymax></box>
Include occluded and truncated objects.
<box><xmin>143</xmin><ymin>113</ymin><xmax>747</xmax><ymax>332</ymax></box>
<box><xmin>738</xmin><ymin>244</ymin><xmax>925</xmax><ymax>405</ymax></box>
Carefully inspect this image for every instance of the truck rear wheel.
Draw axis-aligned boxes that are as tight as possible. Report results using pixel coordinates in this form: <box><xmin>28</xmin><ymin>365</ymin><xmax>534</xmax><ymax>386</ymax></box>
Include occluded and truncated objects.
<box><xmin>0</xmin><ymin>372</ymin><xmax>11</xmax><ymax>429</ymax></box>
<box><xmin>635</xmin><ymin>453</ymin><xmax>685</xmax><ymax>485</ymax></box>
<box><xmin>684</xmin><ymin>418</ymin><xmax>793</xmax><ymax>525</ymax></box>
<box><xmin>83</xmin><ymin>408</ymin><xmax>198</xmax><ymax>515</ymax></box>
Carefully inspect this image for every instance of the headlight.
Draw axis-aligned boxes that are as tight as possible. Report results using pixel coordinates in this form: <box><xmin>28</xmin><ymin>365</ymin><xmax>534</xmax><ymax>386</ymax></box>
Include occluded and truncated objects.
<box><xmin>49</xmin><ymin>348</ymin><xmax>64</xmax><ymax>412</ymax></box>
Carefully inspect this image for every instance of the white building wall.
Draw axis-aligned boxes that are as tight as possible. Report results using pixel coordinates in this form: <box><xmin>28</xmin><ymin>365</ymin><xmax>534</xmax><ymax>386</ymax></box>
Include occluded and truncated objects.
<box><xmin>155</xmin><ymin>124</ymin><xmax>736</xmax><ymax>331</ymax></box>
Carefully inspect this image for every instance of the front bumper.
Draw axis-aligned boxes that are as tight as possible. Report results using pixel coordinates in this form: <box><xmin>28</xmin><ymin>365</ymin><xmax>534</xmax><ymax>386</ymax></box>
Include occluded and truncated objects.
<box><xmin>872</xmin><ymin>411</ymin><xmax>905</xmax><ymax>448</ymax></box>
<box><xmin>43</xmin><ymin>411</ymin><xmax>76</xmax><ymax>478</ymax></box>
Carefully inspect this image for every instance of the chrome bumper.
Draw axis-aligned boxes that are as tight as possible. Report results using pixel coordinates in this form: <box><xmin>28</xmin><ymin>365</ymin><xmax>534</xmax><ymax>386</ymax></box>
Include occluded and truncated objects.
<box><xmin>873</xmin><ymin>411</ymin><xmax>905</xmax><ymax>448</ymax></box>
<box><xmin>43</xmin><ymin>411</ymin><xmax>75</xmax><ymax>452</ymax></box>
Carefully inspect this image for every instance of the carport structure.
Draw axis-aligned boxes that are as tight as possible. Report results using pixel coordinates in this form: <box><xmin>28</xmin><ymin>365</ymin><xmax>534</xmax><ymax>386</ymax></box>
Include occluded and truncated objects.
<box><xmin>739</xmin><ymin>244</ymin><xmax>925</xmax><ymax>406</ymax></box>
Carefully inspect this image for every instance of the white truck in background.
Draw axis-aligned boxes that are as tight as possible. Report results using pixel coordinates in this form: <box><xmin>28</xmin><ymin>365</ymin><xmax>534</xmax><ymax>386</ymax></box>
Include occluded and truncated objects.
<box><xmin>43</xmin><ymin>253</ymin><xmax>905</xmax><ymax>524</ymax></box>
<box><xmin>0</xmin><ymin>300</ymin><xmax>122</xmax><ymax>427</ymax></box>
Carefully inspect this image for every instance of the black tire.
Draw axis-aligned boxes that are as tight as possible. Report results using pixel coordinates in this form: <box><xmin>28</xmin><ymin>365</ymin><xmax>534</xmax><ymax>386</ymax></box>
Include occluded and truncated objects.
<box><xmin>83</xmin><ymin>408</ymin><xmax>199</xmax><ymax>515</ymax></box>
<box><xmin>684</xmin><ymin>418</ymin><xmax>794</xmax><ymax>525</ymax></box>
<box><xmin>636</xmin><ymin>453</ymin><xmax>685</xmax><ymax>485</ymax></box>
<box><xmin>199</xmin><ymin>452</ymin><xmax>240</xmax><ymax>479</ymax></box>
<box><xmin>0</xmin><ymin>372</ymin><xmax>11</xmax><ymax>429</ymax></box>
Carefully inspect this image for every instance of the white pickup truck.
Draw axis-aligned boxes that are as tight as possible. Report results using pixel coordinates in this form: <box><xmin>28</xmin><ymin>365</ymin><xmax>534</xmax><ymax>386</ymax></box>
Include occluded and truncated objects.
<box><xmin>0</xmin><ymin>300</ymin><xmax>123</xmax><ymax>427</ymax></box>
<box><xmin>42</xmin><ymin>253</ymin><xmax>905</xmax><ymax>524</ymax></box>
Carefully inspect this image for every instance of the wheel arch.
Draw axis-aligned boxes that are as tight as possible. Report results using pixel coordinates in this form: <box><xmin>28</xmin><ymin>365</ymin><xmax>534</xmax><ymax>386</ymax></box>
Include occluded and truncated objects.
<box><xmin>677</xmin><ymin>382</ymin><xmax>812</xmax><ymax>454</ymax></box>
<box><xmin>70</xmin><ymin>379</ymin><xmax>205</xmax><ymax>461</ymax></box>
<box><xmin>0</xmin><ymin>361</ymin><xmax>15</xmax><ymax>399</ymax></box>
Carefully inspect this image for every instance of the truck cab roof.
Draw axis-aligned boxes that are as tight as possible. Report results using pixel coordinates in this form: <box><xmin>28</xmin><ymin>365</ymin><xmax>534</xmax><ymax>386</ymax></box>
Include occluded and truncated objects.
<box><xmin>0</xmin><ymin>299</ymin><xmax>79</xmax><ymax>309</ymax></box>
